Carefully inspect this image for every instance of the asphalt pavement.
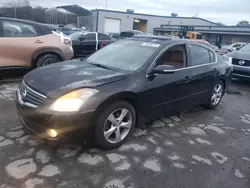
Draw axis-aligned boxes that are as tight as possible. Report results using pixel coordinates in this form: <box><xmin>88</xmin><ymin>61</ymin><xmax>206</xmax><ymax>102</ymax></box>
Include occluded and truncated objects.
<box><xmin>0</xmin><ymin>80</ymin><xmax>249</xmax><ymax>188</ymax></box>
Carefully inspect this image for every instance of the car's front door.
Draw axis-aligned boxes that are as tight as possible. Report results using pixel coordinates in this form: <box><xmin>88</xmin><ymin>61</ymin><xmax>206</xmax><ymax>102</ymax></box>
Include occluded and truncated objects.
<box><xmin>144</xmin><ymin>44</ymin><xmax>196</xmax><ymax>119</ymax></box>
<box><xmin>80</xmin><ymin>33</ymin><xmax>97</xmax><ymax>57</ymax></box>
<box><xmin>186</xmin><ymin>44</ymin><xmax>218</xmax><ymax>106</ymax></box>
<box><xmin>0</xmin><ymin>20</ymin><xmax>40</xmax><ymax>68</ymax></box>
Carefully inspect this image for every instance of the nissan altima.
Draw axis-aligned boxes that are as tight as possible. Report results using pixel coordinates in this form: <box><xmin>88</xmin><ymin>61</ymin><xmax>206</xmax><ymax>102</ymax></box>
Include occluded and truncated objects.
<box><xmin>16</xmin><ymin>36</ymin><xmax>233</xmax><ymax>149</ymax></box>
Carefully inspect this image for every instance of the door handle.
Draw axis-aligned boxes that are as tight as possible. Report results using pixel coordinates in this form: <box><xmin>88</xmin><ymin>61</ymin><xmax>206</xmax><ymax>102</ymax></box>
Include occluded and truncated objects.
<box><xmin>35</xmin><ymin>40</ymin><xmax>44</xmax><ymax>44</ymax></box>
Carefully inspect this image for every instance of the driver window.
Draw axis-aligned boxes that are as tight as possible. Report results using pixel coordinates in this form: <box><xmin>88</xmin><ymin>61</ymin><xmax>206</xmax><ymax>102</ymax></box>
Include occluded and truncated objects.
<box><xmin>156</xmin><ymin>44</ymin><xmax>187</xmax><ymax>69</ymax></box>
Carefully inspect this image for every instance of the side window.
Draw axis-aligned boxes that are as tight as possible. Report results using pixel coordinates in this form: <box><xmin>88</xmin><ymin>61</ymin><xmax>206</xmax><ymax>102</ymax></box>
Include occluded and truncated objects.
<box><xmin>84</xmin><ymin>33</ymin><xmax>96</xmax><ymax>40</ymax></box>
<box><xmin>232</xmin><ymin>44</ymin><xmax>241</xmax><ymax>48</ymax></box>
<box><xmin>98</xmin><ymin>33</ymin><xmax>110</xmax><ymax>40</ymax></box>
<box><xmin>156</xmin><ymin>44</ymin><xmax>187</xmax><ymax>69</ymax></box>
<box><xmin>3</xmin><ymin>21</ymin><xmax>37</xmax><ymax>37</ymax></box>
<box><xmin>189</xmin><ymin>45</ymin><xmax>210</xmax><ymax>66</ymax></box>
<box><xmin>209</xmin><ymin>51</ymin><xmax>216</xmax><ymax>62</ymax></box>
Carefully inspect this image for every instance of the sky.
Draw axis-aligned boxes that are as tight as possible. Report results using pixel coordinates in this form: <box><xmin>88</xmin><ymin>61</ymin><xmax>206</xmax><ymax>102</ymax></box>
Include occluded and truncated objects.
<box><xmin>2</xmin><ymin>0</ymin><xmax>250</xmax><ymax>25</ymax></box>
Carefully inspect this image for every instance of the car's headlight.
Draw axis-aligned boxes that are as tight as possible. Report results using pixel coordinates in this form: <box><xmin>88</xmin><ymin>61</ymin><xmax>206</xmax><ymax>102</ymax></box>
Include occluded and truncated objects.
<box><xmin>49</xmin><ymin>88</ymin><xmax>98</xmax><ymax>112</ymax></box>
<box><xmin>222</xmin><ymin>55</ymin><xmax>233</xmax><ymax>66</ymax></box>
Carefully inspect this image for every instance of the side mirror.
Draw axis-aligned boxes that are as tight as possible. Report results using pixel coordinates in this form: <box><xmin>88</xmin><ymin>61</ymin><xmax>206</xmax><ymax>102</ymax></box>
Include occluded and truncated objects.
<box><xmin>150</xmin><ymin>65</ymin><xmax>176</xmax><ymax>75</ymax></box>
<box><xmin>236</xmin><ymin>47</ymin><xmax>241</xmax><ymax>50</ymax></box>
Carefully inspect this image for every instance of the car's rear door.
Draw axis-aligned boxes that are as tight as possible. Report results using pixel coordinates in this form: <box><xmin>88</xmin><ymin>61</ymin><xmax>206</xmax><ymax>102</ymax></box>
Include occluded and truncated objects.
<box><xmin>98</xmin><ymin>33</ymin><xmax>112</xmax><ymax>49</ymax></box>
<box><xmin>80</xmin><ymin>33</ymin><xmax>97</xmax><ymax>57</ymax></box>
<box><xmin>186</xmin><ymin>44</ymin><xmax>218</xmax><ymax>106</ymax></box>
<box><xmin>0</xmin><ymin>19</ymin><xmax>41</xmax><ymax>68</ymax></box>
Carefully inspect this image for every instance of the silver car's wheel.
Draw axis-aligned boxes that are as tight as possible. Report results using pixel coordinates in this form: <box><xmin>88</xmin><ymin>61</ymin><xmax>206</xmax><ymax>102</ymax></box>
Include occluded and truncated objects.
<box><xmin>104</xmin><ymin>108</ymin><xmax>132</xmax><ymax>144</ymax></box>
<box><xmin>211</xmin><ymin>84</ymin><xmax>223</xmax><ymax>106</ymax></box>
<box><xmin>95</xmin><ymin>101</ymin><xmax>136</xmax><ymax>150</ymax></box>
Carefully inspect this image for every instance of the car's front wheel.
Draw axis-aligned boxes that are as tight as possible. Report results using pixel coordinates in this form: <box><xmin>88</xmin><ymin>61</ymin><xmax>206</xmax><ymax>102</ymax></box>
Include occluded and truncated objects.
<box><xmin>95</xmin><ymin>101</ymin><xmax>136</xmax><ymax>150</ymax></box>
<box><xmin>204</xmin><ymin>80</ymin><xmax>224</xmax><ymax>109</ymax></box>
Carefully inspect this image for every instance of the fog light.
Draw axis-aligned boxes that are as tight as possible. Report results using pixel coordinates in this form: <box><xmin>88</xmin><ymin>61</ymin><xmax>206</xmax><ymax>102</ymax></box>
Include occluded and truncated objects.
<box><xmin>47</xmin><ymin>129</ymin><xmax>58</xmax><ymax>138</ymax></box>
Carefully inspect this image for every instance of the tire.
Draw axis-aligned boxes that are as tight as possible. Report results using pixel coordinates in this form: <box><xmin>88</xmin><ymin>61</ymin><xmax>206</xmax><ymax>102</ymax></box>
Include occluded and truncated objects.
<box><xmin>36</xmin><ymin>54</ymin><xmax>60</xmax><ymax>67</ymax></box>
<box><xmin>94</xmin><ymin>101</ymin><xmax>136</xmax><ymax>150</ymax></box>
<box><xmin>204</xmin><ymin>80</ymin><xmax>224</xmax><ymax>109</ymax></box>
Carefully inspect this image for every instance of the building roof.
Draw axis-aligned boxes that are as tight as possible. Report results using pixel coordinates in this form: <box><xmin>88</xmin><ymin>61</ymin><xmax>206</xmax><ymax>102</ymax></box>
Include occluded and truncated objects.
<box><xmin>48</xmin><ymin>5</ymin><xmax>93</xmax><ymax>16</ymax></box>
<box><xmin>155</xmin><ymin>25</ymin><xmax>250</xmax><ymax>35</ymax></box>
<box><xmin>92</xmin><ymin>9</ymin><xmax>219</xmax><ymax>26</ymax></box>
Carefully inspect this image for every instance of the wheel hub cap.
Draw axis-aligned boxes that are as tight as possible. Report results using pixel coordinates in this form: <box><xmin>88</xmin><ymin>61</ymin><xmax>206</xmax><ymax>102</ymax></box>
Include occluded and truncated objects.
<box><xmin>103</xmin><ymin>108</ymin><xmax>132</xmax><ymax>144</ymax></box>
<box><xmin>211</xmin><ymin>84</ymin><xmax>223</xmax><ymax>105</ymax></box>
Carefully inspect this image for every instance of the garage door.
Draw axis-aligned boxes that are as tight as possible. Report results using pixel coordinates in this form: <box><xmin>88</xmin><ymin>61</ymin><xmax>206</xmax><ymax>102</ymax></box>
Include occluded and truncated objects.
<box><xmin>104</xmin><ymin>18</ymin><xmax>121</xmax><ymax>33</ymax></box>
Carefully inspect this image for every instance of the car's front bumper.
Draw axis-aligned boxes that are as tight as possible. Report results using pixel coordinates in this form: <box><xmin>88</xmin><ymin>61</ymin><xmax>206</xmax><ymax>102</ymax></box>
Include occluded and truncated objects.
<box><xmin>232</xmin><ymin>65</ymin><xmax>250</xmax><ymax>79</ymax></box>
<box><xmin>15</xmin><ymin>94</ymin><xmax>95</xmax><ymax>141</ymax></box>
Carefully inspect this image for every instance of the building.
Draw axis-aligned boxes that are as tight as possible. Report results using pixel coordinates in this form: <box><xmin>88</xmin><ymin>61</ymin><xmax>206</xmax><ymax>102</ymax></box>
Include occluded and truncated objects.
<box><xmin>46</xmin><ymin>6</ymin><xmax>250</xmax><ymax>45</ymax></box>
<box><xmin>91</xmin><ymin>9</ymin><xmax>218</xmax><ymax>33</ymax></box>
<box><xmin>92</xmin><ymin>9</ymin><xmax>250</xmax><ymax>45</ymax></box>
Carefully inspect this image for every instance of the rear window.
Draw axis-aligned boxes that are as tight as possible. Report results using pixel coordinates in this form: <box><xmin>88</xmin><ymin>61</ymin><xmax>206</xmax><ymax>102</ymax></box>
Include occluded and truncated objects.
<box><xmin>120</xmin><ymin>32</ymin><xmax>134</xmax><ymax>37</ymax></box>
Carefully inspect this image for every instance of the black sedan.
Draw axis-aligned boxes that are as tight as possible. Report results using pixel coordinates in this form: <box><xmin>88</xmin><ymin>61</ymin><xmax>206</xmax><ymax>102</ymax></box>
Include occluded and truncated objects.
<box><xmin>69</xmin><ymin>32</ymin><xmax>117</xmax><ymax>58</ymax></box>
<box><xmin>55</xmin><ymin>27</ymin><xmax>74</xmax><ymax>35</ymax></box>
<box><xmin>228</xmin><ymin>43</ymin><xmax>250</xmax><ymax>79</ymax></box>
<box><xmin>15</xmin><ymin>36</ymin><xmax>233</xmax><ymax>149</ymax></box>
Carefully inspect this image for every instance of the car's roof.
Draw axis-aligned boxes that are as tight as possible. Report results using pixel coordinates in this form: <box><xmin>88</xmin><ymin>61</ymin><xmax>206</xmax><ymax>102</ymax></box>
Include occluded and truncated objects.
<box><xmin>0</xmin><ymin>17</ymin><xmax>48</xmax><ymax>27</ymax></box>
<box><xmin>131</xmin><ymin>35</ymin><xmax>179</xmax><ymax>45</ymax></box>
<box><xmin>130</xmin><ymin>36</ymin><xmax>216</xmax><ymax>50</ymax></box>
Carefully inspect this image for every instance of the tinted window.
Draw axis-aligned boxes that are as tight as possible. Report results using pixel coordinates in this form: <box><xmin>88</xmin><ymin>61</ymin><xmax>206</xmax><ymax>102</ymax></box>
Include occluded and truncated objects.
<box><xmin>232</xmin><ymin>44</ymin><xmax>242</xmax><ymax>48</ymax></box>
<box><xmin>120</xmin><ymin>32</ymin><xmax>134</xmax><ymax>37</ymax></box>
<box><xmin>209</xmin><ymin>51</ymin><xmax>216</xmax><ymax>62</ymax></box>
<box><xmin>3</xmin><ymin>21</ymin><xmax>37</xmax><ymax>37</ymax></box>
<box><xmin>84</xmin><ymin>33</ymin><xmax>96</xmax><ymax>40</ymax></box>
<box><xmin>87</xmin><ymin>40</ymin><xmax>161</xmax><ymax>71</ymax></box>
<box><xmin>189</xmin><ymin>45</ymin><xmax>210</xmax><ymax>66</ymax></box>
<box><xmin>98</xmin><ymin>33</ymin><xmax>110</xmax><ymax>40</ymax></box>
<box><xmin>69</xmin><ymin>32</ymin><xmax>85</xmax><ymax>40</ymax></box>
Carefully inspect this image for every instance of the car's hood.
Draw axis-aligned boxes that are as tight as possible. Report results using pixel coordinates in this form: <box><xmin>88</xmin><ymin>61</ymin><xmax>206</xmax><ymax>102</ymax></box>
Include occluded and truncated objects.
<box><xmin>24</xmin><ymin>59</ymin><xmax>129</xmax><ymax>98</ymax></box>
<box><xmin>229</xmin><ymin>50</ymin><xmax>250</xmax><ymax>59</ymax></box>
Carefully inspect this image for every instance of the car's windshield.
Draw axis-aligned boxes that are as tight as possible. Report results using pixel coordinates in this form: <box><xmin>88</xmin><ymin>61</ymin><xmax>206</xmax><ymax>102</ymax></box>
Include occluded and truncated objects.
<box><xmin>86</xmin><ymin>40</ymin><xmax>161</xmax><ymax>71</ymax></box>
<box><xmin>239</xmin><ymin>43</ymin><xmax>250</xmax><ymax>52</ymax></box>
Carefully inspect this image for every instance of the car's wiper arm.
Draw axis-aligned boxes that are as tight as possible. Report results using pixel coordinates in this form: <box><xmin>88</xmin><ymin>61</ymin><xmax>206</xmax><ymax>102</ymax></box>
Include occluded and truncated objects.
<box><xmin>88</xmin><ymin>62</ymin><xmax>110</xmax><ymax>70</ymax></box>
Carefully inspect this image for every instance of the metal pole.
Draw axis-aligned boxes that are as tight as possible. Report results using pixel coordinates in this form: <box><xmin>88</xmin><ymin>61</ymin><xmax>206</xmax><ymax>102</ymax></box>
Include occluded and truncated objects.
<box><xmin>95</xmin><ymin>0</ymin><xmax>98</xmax><ymax>9</ymax></box>
<box><xmin>105</xmin><ymin>0</ymin><xmax>108</xmax><ymax>10</ymax></box>
<box><xmin>14</xmin><ymin>6</ymin><xmax>17</xmax><ymax>18</ymax></box>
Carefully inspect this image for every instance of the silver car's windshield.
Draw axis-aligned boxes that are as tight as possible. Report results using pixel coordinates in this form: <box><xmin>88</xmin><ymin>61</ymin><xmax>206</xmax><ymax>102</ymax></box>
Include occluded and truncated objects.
<box><xmin>239</xmin><ymin>43</ymin><xmax>250</xmax><ymax>52</ymax></box>
<box><xmin>86</xmin><ymin>40</ymin><xmax>161</xmax><ymax>71</ymax></box>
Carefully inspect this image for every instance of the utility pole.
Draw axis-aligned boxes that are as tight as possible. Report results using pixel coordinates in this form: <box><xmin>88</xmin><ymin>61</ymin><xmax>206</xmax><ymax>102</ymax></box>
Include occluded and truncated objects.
<box><xmin>13</xmin><ymin>1</ymin><xmax>17</xmax><ymax>18</ymax></box>
<box><xmin>105</xmin><ymin>0</ymin><xmax>108</xmax><ymax>10</ymax></box>
<box><xmin>196</xmin><ymin>5</ymin><xmax>199</xmax><ymax>17</ymax></box>
<box><xmin>95</xmin><ymin>0</ymin><xmax>98</xmax><ymax>9</ymax></box>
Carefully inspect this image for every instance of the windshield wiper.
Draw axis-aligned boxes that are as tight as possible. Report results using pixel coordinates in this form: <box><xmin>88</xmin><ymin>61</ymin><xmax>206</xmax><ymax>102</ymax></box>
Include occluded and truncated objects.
<box><xmin>88</xmin><ymin>61</ymin><xmax>111</xmax><ymax>70</ymax></box>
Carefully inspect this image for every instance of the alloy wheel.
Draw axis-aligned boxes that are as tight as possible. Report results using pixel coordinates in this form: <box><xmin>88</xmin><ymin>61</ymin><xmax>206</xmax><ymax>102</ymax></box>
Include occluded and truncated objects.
<box><xmin>103</xmin><ymin>108</ymin><xmax>132</xmax><ymax>144</ymax></box>
<box><xmin>211</xmin><ymin>84</ymin><xmax>223</xmax><ymax>106</ymax></box>
<box><xmin>41</xmin><ymin>57</ymin><xmax>58</xmax><ymax>66</ymax></box>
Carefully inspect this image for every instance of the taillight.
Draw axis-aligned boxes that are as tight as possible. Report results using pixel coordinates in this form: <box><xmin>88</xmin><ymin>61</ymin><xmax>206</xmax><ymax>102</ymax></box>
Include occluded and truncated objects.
<box><xmin>64</xmin><ymin>38</ymin><xmax>71</xmax><ymax>45</ymax></box>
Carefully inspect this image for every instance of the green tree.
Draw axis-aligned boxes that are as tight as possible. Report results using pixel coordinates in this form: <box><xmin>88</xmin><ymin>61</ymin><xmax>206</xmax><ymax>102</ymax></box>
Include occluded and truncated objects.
<box><xmin>237</xmin><ymin>20</ymin><xmax>250</xmax><ymax>27</ymax></box>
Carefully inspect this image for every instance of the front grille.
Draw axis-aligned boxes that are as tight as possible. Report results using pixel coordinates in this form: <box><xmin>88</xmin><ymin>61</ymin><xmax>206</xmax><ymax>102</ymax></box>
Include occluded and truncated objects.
<box><xmin>232</xmin><ymin>58</ymin><xmax>250</xmax><ymax>67</ymax></box>
<box><xmin>19</xmin><ymin>81</ymin><xmax>47</xmax><ymax>107</ymax></box>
